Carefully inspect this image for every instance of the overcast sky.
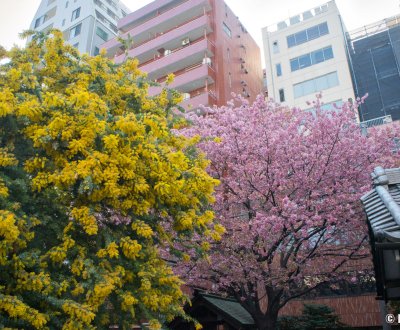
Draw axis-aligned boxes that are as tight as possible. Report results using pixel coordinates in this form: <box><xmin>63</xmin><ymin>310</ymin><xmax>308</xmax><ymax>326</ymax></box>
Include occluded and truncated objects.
<box><xmin>0</xmin><ymin>0</ymin><xmax>399</xmax><ymax>53</ymax></box>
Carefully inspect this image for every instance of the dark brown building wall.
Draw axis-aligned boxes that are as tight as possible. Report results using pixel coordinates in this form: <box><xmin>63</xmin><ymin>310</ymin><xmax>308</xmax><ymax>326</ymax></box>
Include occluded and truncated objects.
<box><xmin>280</xmin><ymin>294</ymin><xmax>382</xmax><ymax>328</ymax></box>
<box><xmin>210</xmin><ymin>0</ymin><xmax>263</xmax><ymax>106</ymax></box>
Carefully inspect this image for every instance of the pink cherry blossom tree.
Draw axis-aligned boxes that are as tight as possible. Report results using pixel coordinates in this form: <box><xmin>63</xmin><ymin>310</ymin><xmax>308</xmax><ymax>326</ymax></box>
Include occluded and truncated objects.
<box><xmin>176</xmin><ymin>95</ymin><xmax>400</xmax><ymax>329</ymax></box>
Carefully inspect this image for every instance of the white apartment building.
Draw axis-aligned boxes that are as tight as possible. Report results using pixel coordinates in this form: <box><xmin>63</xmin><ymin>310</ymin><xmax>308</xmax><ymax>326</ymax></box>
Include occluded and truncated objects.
<box><xmin>29</xmin><ymin>0</ymin><xmax>130</xmax><ymax>56</ymax></box>
<box><xmin>262</xmin><ymin>0</ymin><xmax>355</xmax><ymax>110</ymax></box>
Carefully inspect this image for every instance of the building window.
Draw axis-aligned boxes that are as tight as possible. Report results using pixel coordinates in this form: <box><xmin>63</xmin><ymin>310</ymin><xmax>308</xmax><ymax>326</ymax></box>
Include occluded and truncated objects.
<box><xmin>96</xmin><ymin>27</ymin><xmax>108</xmax><ymax>41</ymax></box>
<box><xmin>287</xmin><ymin>22</ymin><xmax>329</xmax><ymax>48</ymax></box>
<box><xmin>62</xmin><ymin>19</ymin><xmax>66</xmax><ymax>26</ymax></box>
<box><xmin>107</xmin><ymin>8</ymin><xmax>118</xmax><ymax>20</ymax></box>
<box><xmin>65</xmin><ymin>1</ymin><xmax>69</xmax><ymax>8</ymax></box>
<box><xmin>223</xmin><ymin>22</ymin><xmax>232</xmax><ymax>38</ymax></box>
<box><xmin>227</xmin><ymin>48</ymin><xmax>230</xmax><ymax>61</ymax></box>
<box><xmin>73</xmin><ymin>42</ymin><xmax>79</xmax><ymax>48</ymax></box>
<box><xmin>290</xmin><ymin>46</ymin><xmax>334</xmax><ymax>72</ymax></box>
<box><xmin>121</xmin><ymin>10</ymin><xmax>127</xmax><ymax>17</ymax></box>
<box><xmin>228</xmin><ymin>72</ymin><xmax>232</xmax><ymax>88</ymax></box>
<box><xmin>48</xmin><ymin>0</ymin><xmax>56</xmax><ymax>5</ymax></box>
<box><xmin>276</xmin><ymin>63</ymin><xmax>282</xmax><ymax>77</ymax></box>
<box><xmin>70</xmin><ymin>23</ymin><xmax>81</xmax><ymax>38</ymax></box>
<box><xmin>94</xmin><ymin>47</ymin><xmax>100</xmax><ymax>56</ymax></box>
<box><xmin>71</xmin><ymin>7</ymin><xmax>81</xmax><ymax>21</ymax></box>
<box><xmin>293</xmin><ymin>71</ymin><xmax>339</xmax><ymax>99</ymax></box>
<box><xmin>279</xmin><ymin>88</ymin><xmax>285</xmax><ymax>102</ymax></box>
<box><xmin>272</xmin><ymin>40</ymin><xmax>279</xmax><ymax>54</ymax></box>
<box><xmin>34</xmin><ymin>17</ymin><xmax>41</xmax><ymax>28</ymax></box>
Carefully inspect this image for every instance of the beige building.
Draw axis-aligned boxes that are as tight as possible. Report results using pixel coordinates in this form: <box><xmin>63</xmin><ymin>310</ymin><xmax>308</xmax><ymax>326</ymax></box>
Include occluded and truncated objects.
<box><xmin>262</xmin><ymin>0</ymin><xmax>355</xmax><ymax>110</ymax></box>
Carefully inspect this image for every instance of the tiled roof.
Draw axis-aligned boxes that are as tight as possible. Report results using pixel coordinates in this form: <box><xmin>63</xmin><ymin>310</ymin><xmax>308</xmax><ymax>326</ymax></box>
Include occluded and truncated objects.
<box><xmin>200</xmin><ymin>293</ymin><xmax>255</xmax><ymax>326</ymax></box>
<box><xmin>361</xmin><ymin>167</ymin><xmax>400</xmax><ymax>242</ymax></box>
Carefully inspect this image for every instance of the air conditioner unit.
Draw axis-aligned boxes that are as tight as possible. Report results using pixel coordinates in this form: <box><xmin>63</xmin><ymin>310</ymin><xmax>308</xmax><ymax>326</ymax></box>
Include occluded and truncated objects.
<box><xmin>164</xmin><ymin>49</ymin><xmax>172</xmax><ymax>56</ymax></box>
<box><xmin>182</xmin><ymin>38</ymin><xmax>190</xmax><ymax>46</ymax></box>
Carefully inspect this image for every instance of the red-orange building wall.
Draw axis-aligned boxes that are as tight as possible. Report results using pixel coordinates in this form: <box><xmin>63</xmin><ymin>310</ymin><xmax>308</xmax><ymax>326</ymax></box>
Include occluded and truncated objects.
<box><xmin>208</xmin><ymin>0</ymin><xmax>263</xmax><ymax>106</ymax></box>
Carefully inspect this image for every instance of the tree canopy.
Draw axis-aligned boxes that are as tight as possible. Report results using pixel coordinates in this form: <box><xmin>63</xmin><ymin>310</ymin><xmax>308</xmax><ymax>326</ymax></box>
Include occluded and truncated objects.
<box><xmin>177</xmin><ymin>95</ymin><xmax>399</xmax><ymax>329</ymax></box>
<box><xmin>0</xmin><ymin>30</ymin><xmax>220</xmax><ymax>329</ymax></box>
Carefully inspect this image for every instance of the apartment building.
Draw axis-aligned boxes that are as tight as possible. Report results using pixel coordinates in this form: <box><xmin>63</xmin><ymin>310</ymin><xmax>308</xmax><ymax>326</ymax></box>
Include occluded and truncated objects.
<box><xmin>29</xmin><ymin>0</ymin><xmax>130</xmax><ymax>56</ymax></box>
<box><xmin>262</xmin><ymin>0</ymin><xmax>355</xmax><ymax>110</ymax></box>
<box><xmin>347</xmin><ymin>15</ymin><xmax>400</xmax><ymax>127</ymax></box>
<box><xmin>102</xmin><ymin>0</ymin><xmax>263</xmax><ymax>110</ymax></box>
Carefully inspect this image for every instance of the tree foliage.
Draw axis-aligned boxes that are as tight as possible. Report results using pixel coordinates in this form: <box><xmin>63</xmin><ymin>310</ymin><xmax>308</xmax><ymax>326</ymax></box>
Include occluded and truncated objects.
<box><xmin>177</xmin><ymin>95</ymin><xmax>399</xmax><ymax>329</ymax></box>
<box><xmin>278</xmin><ymin>304</ymin><xmax>349</xmax><ymax>330</ymax></box>
<box><xmin>0</xmin><ymin>30</ymin><xmax>220</xmax><ymax>329</ymax></box>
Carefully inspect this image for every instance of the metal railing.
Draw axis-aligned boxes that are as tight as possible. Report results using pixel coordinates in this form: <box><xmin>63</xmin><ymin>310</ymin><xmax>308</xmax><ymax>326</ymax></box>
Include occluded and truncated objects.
<box><xmin>360</xmin><ymin>115</ymin><xmax>393</xmax><ymax>128</ymax></box>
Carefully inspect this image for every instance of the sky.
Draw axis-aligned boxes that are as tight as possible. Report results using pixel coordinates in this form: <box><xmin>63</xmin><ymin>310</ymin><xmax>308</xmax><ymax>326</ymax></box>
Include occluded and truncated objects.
<box><xmin>0</xmin><ymin>0</ymin><xmax>399</xmax><ymax>53</ymax></box>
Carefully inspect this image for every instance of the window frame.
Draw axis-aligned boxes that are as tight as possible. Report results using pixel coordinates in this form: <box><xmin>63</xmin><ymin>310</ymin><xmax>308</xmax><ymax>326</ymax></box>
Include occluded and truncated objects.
<box><xmin>71</xmin><ymin>7</ymin><xmax>81</xmax><ymax>21</ymax></box>
<box><xmin>223</xmin><ymin>22</ymin><xmax>232</xmax><ymax>38</ymax></box>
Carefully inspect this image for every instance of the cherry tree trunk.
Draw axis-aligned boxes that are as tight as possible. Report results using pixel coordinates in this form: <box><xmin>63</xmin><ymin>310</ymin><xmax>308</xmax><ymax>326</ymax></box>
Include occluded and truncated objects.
<box><xmin>254</xmin><ymin>307</ymin><xmax>279</xmax><ymax>330</ymax></box>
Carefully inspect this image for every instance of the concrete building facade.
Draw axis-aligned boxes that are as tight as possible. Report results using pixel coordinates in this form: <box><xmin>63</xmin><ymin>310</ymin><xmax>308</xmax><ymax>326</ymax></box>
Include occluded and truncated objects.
<box><xmin>347</xmin><ymin>15</ymin><xmax>400</xmax><ymax>127</ymax></box>
<box><xmin>103</xmin><ymin>0</ymin><xmax>263</xmax><ymax>110</ymax></box>
<box><xmin>29</xmin><ymin>0</ymin><xmax>130</xmax><ymax>56</ymax></box>
<box><xmin>262</xmin><ymin>0</ymin><xmax>355</xmax><ymax>110</ymax></box>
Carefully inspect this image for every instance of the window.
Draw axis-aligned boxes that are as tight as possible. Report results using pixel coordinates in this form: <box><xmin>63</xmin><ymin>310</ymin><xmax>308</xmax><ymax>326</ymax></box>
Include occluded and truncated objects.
<box><xmin>65</xmin><ymin>1</ymin><xmax>69</xmax><ymax>8</ymax></box>
<box><xmin>227</xmin><ymin>48</ymin><xmax>230</xmax><ymax>61</ymax></box>
<box><xmin>107</xmin><ymin>9</ymin><xmax>118</xmax><ymax>20</ymax></box>
<box><xmin>34</xmin><ymin>17</ymin><xmax>41</xmax><ymax>28</ymax></box>
<box><xmin>70</xmin><ymin>23</ymin><xmax>81</xmax><ymax>38</ymax></box>
<box><xmin>223</xmin><ymin>22</ymin><xmax>232</xmax><ymax>38</ymax></box>
<box><xmin>290</xmin><ymin>46</ymin><xmax>334</xmax><ymax>72</ymax></box>
<box><xmin>73</xmin><ymin>42</ymin><xmax>79</xmax><ymax>48</ymax></box>
<box><xmin>286</xmin><ymin>22</ymin><xmax>329</xmax><ymax>48</ymax></box>
<box><xmin>96</xmin><ymin>27</ymin><xmax>108</xmax><ymax>41</ymax></box>
<box><xmin>279</xmin><ymin>88</ymin><xmax>285</xmax><ymax>102</ymax></box>
<box><xmin>293</xmin><ymin>72</ymin><xmax>339</xmax><ymax>98</ymax></box>
<box><xmin>48</xmin><ymin>0</ymin><xmax>56</xmax><ymax>5</ymax></box>
<box><xmin>94</xmin><ymin>47</ymin><xmax>100</xmax><ymax>56</ymax></box>
<box><xmin>276</xmin><ymin>63</ymin><xmax>282</xmax><ymax>77</ymax></box>
<box><xmin>121</xmin><ymin>10</ymin><xmax>127</xmax><ymax>17</ymax></box>
<box><xmin>228</xmin><ymin>72</ymin><xmax>232</xmax><ymax>88</ymax></box>
<box><xmin>62</xmin><ymin>19</ymin><xmax>66</xmax><ymax>26</ymax></box>
<box><xmin>272</xmin><ymin>40</ymin><xmax>279</xmax><ymax>54</ymax></box>
<box><xmin>71</xmin><ymin>7</ymin><xmax>81</xmax><ymax>21</ymax></box>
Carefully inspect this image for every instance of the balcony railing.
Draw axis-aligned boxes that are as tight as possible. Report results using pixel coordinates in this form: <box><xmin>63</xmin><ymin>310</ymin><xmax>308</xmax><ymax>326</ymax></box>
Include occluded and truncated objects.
<box><xmin>360</xmin><ymin>115</ymin><xmax>393</xmax><ymax>128</ymax></box>
<box><xmin>128</xmin><ymin>14</ymin><xmax>208</xmax><ymax>52</ymax></box>
<box><xmin>137</xmin><ymin>36</ymin><xmax>214</xmax><ymax>68</ymax></box>
<box><xmin>181</xmin><ymin>90</ymin><xmax>217</xmax><ymax>110</ymax></box>
<box><xmin>113</xmin><ymin>14</ymin><xmax>211</xmax><ymax>63</ymax></box>
<box><xmin>148</xmin><ymin>63</ymin><xmax>215</xmax><ymax>96</ymax></box>
<box><xmin>119</xmin><ymin>0</ymin><xmax>189</xmax><ymax>31</ymax></box>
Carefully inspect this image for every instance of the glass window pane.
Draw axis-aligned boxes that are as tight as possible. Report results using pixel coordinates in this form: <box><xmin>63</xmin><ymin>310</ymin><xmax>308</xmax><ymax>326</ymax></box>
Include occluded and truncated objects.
<box><xmin>287</xmin><ymin>35</ymin><xmax>296</xmax><ymax>47</ymax></box>
<box><xmin>323</xmin><ymin>46</ymin><xmax>333</xmax><ymax>60</ymax></box>
<box><xmin>315</xmin><ymin>75</ymin><xmax>329</xmax><ymax>91</ymax></box>
<box><xmin>294</xmin><ymin>84</ymin><xmax>303</xmax><ymax>98</ymax></box>
<box><xmin>276</xmin><ymin>63</ymin><xmax>282</xmax><ymax>76</ymax></box>
<box><xmin>295</xmin><ymin>30</ymin><xmax>307</xmax><ymax>44</ymax></box>
<box><xmin>299</xmin><ymin>54</ymin><xmax>311</xmax><ymax>68</ymax></box>
<box><xmin>319</xmin><ymin>22</ymin><xmax>329</xmax><ymax>36</ymax></box>
<box><xmin>311</xmin><ymin>50</ymin><xmax>324</xmax><ymax>64</ymax></box>
<box><xmin>327</xmin><ymin>72</ymin><xmax>339</xmax><ymax>88</ymax></box>
<box><xmin>307</xmin><ymin>26</ymin><xmax>319</xmax><ymax>40</ymax></box>
<box><xmin>303</xmin><ymin>80</ymin><xmax>315</xmax><ymax>96</ymax></box>
<box><xmin>290</xmin><ymin>59</ymin><xmax>299</xmax><ymax>71</ymax></box>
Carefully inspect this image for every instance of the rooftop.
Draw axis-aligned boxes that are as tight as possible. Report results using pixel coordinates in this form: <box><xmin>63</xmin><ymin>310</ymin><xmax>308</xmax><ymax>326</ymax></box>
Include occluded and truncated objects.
<box><xmin>361</xmin><ymin>166</ymin><xmax>400</xmax><ymax>243</ymax></box>
<box><xmin>263</xmin><ymin>0</ymin><xmax>336</xmax><ymax>33</ymax></box>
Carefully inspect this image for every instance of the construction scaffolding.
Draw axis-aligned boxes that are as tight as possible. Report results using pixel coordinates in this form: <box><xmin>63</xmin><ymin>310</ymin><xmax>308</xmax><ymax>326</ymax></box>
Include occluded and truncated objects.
<box><xmin>347</xmin><ymin>15</ymin><xmax>400</xmax><ymax>122</ymax></box>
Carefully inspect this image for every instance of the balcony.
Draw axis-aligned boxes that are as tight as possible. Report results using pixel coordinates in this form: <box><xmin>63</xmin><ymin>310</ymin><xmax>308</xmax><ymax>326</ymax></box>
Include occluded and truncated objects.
<box><xmin>104</xmin><ymin>0</ymin><xmax>211</xmax><ymax>56</ymax></box>
<box><xmin>360</xmin><ymin>115</ymin><xmax>393</xmax><ymax>128</ymax></box>
<box><xmin>148</xmin><ymin>63</ymin><xmax>215</xmax><ymax>96</ymax></box>
<box><xmin>113</xmin><ymin>15</ymin><xmax>212</xmax><ymax>64</ymax></box>
<box><xmin>138</xmin><ymin>38</ymin><xmax>214</xmax><ymax>80</ymax></box>
<box><xmin>181</xmin><ymin>90</ymin><xmax>217</xmax><ymax>111</ymax></box>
